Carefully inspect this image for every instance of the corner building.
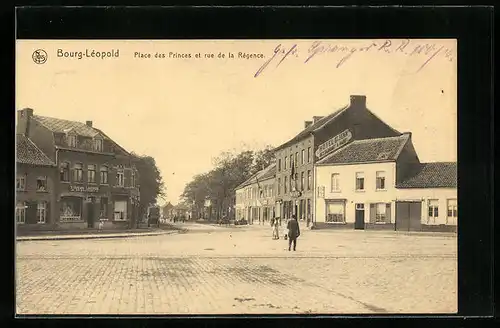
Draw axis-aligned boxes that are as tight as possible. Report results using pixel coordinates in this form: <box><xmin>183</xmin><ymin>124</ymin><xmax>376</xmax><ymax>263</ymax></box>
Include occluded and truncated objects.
<box><xmin>273</xmin><ymin>95</ymin><xmax>400</xmax><ymax>222</ymax></box>
<box><xmin>16</xmin><ymin>108</ymin><xmax>140</xmax><ymax>229</ymax></box>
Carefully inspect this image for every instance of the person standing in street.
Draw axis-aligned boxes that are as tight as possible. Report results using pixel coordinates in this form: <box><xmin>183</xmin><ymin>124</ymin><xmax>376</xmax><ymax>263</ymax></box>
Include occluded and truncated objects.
<box><xmin>272</xmin><ymin>216</ymin><xmax>280</xmax><ymax>240</ymax></box>
<box><xmin>287</xmin><ymin>215</ymin><xmax>300</xmax><ymax>251</ymax></box>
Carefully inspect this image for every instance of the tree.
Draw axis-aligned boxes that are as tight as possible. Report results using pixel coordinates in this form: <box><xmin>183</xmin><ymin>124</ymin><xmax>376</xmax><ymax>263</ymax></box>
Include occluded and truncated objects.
<box><xmin>132</xmin><ymin>153</ymin><xmax>165</xmax><ymax>224</ymax></box>
<box><xmin>252</xmin><ymin>145</ymin><xmax>275</xmax><ymax>174</ymax></box>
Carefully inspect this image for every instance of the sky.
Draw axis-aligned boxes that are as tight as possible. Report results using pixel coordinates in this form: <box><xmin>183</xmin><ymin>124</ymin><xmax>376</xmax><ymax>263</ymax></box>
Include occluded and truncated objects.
<box><xmin>16</xmin><ymin>39</ymin><xmax>457</xmax><ymax>205</ymax></box>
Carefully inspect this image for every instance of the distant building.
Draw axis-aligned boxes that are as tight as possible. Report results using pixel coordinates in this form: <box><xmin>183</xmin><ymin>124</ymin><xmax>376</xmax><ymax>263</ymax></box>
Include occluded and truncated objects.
<box><xmin>162</xmin><ymin>202</ymin><xmax>175</xmax><ymax>220</ymax></box>
<box><xmin>16</xmin><ymin>108</ymin><xmax>140</xmax><ymax>229</ymax></box>
<box><xmin>273</xmin><ymin>95</ymin><xmax>401</xmax><ymax>222</ymax></box>
<box><xmin>314</xmin><ymin>133</ymin><xmax>457</xmax><ymax>232</ymax></box>
<box><xmin>235</xmin><ymin>163</ymin><xmax>276</xmax><ymax>224</ymax></box>
<box><xmin>16</xmin><ymin>134</ymin><xmax>57</xmax><ymax>228</ymax></box>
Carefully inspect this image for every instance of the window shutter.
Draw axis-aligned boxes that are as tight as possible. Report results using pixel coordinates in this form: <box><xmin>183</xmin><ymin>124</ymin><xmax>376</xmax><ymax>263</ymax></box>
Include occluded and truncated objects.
<box><xmin>369</xmin><ymin>204</ymin><xmax>376</xmax><ymax>223</ymax></box>
<box><xmin>26</xmin><ymin>201</ymin><xmax>37</xmax><ymax>224</ymax></box>
<box><xmin>386</xmin><ymin>203</ymin><xmax>391</xmax><ymax>223</ymax></box>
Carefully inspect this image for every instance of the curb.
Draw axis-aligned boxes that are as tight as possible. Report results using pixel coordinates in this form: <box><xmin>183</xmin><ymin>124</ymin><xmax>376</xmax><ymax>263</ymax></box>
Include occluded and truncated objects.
<box><xmin>16</xmin><ymin>230</ymin><xmax>180</xmax><ymax>242</ymax></box>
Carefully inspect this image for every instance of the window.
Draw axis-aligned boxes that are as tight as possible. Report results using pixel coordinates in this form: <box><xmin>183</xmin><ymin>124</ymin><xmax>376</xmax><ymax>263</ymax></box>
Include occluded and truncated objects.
<box><xmin>277</xmin><ymin>178</ymin><xmax>281</xmax><ymax>195</ymax></box>
<box><xmin>326</xmin><ymin>202</ymin><xmax>345</xmax><ymax>223</ymax></box>
<box><xmin>100</xmin><ymin>197</ymin><xmax>108</xmax><ymax>219</ymax></box>
<box><xmin>113</xmin><ymin>200</ymin><xmax>127</xmax><ymax>221</ymax></box>
<box><xmin>301</xmin><ymin>149</ymin><xmax>305</xmax><ymax>165</ymax></box>
<box><xmin>259</xmin><ymin>188</ymin><xmax>264</xmax><ymax>198</ymax></box>
<box><xmin>376</xmin><ymin>171</ymin><xmax>386</xmax><ymax>190</ymax></box>
<box><xmin>284</xmin><ymin>176</ymin><xmax>287</xmax><ymax>194</ymax></box>
<box><xmin>131</xmin><ymin>170</ymin><xmax>136</xmax><ymax>187</ymax></box>
<box><xmin>290</xmin><ymin>174</ymin><xmax>294</xmax><ymax>191</ymax></box>
<box><xmin>307</xmin><ymin>170</ymin><xmax>312</xmax><ymax>190</ymax></box>
<box><xmin>331</xmin><ymin>173</ymin><xmax>340</xmax><ymax>192</ymax></box>
<box><xmin>428</xmin><ymin>199</ymin><xmax>439</xmax><ymax>224</ymax></box>
<box><xmin>36</xmin><ymin>176</ymin><xmax>47</xmax><ymax>192</ymax></box>
<box><xmin>116</xmin><ymin>168</ymin><xmax>124</xmax><ymax>187</ymax></box>
<box><xmin>87</xmin><ymin>164</ymin><xmax>96</xmax><ymax>183</ymax></box>
<box><xmin>356</xmin><ymin>172</ymin><xmax>365</xmax><ymax>191</ymax></box>
<box><xmin>375</xmin><ymin>203</ymin><xmax>386</xmax><ymax>223</ymax></box>
<box><xmin>290</xmin><ymin>155</ymin><xmax>293</xmax><ymax>168</ymax></box>
<box><xmin>301</xmin><ymin>172</ymin><xmax>305</xmax><ymax>190</ymax></box>
<box><xmin>100</xmin><ymin>165</ymin><xmax>108</xmax><ymax>184</ymax></box>
<box><xmin>307</xmin><ymin>147</ymin><xmax>311</xmax><ymax>163</ymax></box>
<box><xmin>16</xmin><ymin>175</ymin><xmax>26</xmax><ymax>191</ymax></box>
<box><xmin>447</xmin><ymin>199</ymin><xmax>457</xmax><ymax>218</ymax></box>
<box><xmin>37</xmin><ymin>201</ymin><xmax>47</xmax><ymax>224</ymax></box>
<box><xmin>295</xmin><ymin>152</ymin><xmax>298</xmax><ymax>167</ymax></box>
<box><xmin>60</xmin><ymin>199</ymin><xmax>82</xmax><ymax>221</ymax></box>
<box><xmin>73</xmin><ymin>163</ymin><xmax>83</xmax><ymax>182</ymax></box>
<box><xmin>284</xmin><ymin>157</ymin><xmax>288</xmax><ymax>170</ymax></box>
<box><xmin>60</xmin><ymin>162</ymin><xmax>70</xmax><ymax>182</ymax></box>
<box><xmin>67</xmin><ymin>134</ymin><xmax>77</xmax><ymax>147</ymax></box>
<box><xmin>16</xmin><ymin>202</ymin><xmax>26</xmax><ymax>224</ymax></box>
<box><xmin>278</xmin><ymin>159</ymin><xmax>281</xmax><ymax>172</ymax></box>
<box><xmin>93</xmin><ymin>138</ymin><xmax>103</xmax><ymax>152</ymax></box>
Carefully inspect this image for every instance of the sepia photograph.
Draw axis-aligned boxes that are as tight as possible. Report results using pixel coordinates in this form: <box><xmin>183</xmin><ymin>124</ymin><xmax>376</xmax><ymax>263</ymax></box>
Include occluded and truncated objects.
<box><xmin>16</xmin><ymin>39</ymin><xmax>457</xmax><ymax>315</ymax></box>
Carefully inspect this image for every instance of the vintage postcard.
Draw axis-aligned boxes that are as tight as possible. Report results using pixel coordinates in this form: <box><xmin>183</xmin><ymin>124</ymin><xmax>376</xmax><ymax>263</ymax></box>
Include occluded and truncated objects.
<box><xmin>16</xmin><ymin>39</ymin><xmax>457</xmax><ymax>315</ymax></box>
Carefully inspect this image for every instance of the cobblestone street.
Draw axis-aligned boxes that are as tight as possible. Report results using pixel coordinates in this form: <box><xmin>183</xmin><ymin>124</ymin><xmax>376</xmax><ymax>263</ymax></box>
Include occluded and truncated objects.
<box><xmin>16</xmin><ymin>223</ymin><xmax>457</xmax><ymax>315</ymax></box>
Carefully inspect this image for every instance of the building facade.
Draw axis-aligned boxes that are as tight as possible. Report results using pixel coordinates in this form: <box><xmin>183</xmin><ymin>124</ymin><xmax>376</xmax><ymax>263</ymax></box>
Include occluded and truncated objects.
<box><xmin>314</xmin><ymin>133</ymin><xmax>457</xmax><ymax>232</ymax></box>
<box><xmin>16</xmin><ymin>134</ymin><xmax>58</xmax><ymax>230</ymax></box>
<box><xmin>273</xmin><ymin>95</ymin><xmax>401</xmax><ymax>222</ymax></box>
<box><xmin>235</xmin><ymin>164</ymin><xmax>276</xmax><ymax>224</ymax></box>
<box><xmin>16</xmin><ymin>108</ymin><xmax>140</xmax><ymax>230</ymax></box>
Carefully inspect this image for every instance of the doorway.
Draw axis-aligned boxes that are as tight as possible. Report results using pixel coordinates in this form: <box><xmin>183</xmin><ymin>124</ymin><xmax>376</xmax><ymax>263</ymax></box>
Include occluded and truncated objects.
<box><xmin>355</xmin><ymin>203</ymin><xmax>365</xmax><ymax>230</ymax></box>
<box><xmin>86</xmin><ymin>200</ymin><xmax>95</xmax><ymax>228</ymax></box>
<box><xmin>396</xmin><ymin>201</ymin><xmax>422</xmax><ymax>231</ymax></box>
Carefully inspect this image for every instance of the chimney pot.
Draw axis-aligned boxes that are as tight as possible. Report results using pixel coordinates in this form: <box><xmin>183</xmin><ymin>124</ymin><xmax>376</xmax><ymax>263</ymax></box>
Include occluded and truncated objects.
<box><xmin>304</xmin><ymin>121</ymin><xmax>313</xmax><ymax>129</ymax></box>
<box><xmin>86</xmin><ymin>120</ymin><xmax>93</xmax><ymax>127</ymax></box>
<box><xmin>312</xmin><ymin>116</ymin><xmax>324</xmax><ymax>123</ymax></box>
<box><xmin>350</xmin><ymin>95</ymin><xmax>367</xmax><ymax>107</ymax></box>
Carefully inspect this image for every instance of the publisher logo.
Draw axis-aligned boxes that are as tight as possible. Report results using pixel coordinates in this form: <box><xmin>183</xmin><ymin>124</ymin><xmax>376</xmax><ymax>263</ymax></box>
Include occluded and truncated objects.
<box><xmin>32</xmin><ymin>49</ymin><xmax>47</xmax><ymax>64</ymax></box>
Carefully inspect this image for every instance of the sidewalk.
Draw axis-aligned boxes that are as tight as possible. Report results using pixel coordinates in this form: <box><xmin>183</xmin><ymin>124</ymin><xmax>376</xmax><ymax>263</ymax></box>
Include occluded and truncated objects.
<box><xmin>16</xmin><ymin>226</ymin><xmax>181</xmax><ymax>242</ymax></box>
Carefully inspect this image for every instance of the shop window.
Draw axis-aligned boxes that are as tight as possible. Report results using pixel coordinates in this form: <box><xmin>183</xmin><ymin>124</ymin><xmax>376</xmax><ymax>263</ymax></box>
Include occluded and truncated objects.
<box><xmin>100</xmin><ymin>165</ymin><xmax>108</xmax><ymax>184</ymax></box>
<box><xmin>375</xmin><ymin>203</ymin><xmax>386</xmax><ymax>223</ymax></box>
<box><xmin>60</xmin><ymin>162</ymin><xmax>70</xmax><ymax>182</ymax></box>
<box><xmin>376</xmin><ymin>171</ymin><xmax>386</xmax><ymax>190</ymax></box>
<box><xmin>16</xmin><ymin>202</ymin><xmax>26</xmax><ymax>224</ymax></box>
<box><xmin>60</xmin><ymin>199</ymin><xmax>82</xmax><ymax>222</ymax></box>
<box><xmin>100</xmin><ymin>198</ymin><xmax>108</xmax><ymax>219</ymax></box>
<box><xmin>16</xmin><ymin>174</ymin><xmax>26</xmax><ymax>191</ymax></box>
<box><xmin>36</xmin><ymin>176</ymin><xmax>47</xmax><ymax>192</ymax></box>
<box><xmin>428</xmin><ymin>199</ymin><xmax>439</xmax><ymax>224</ymax></box>
<box><xmin>73</xmin><ymin>163</ymin><xmax>83</xmax><ymax>182</ymax></box>
<box><xmin>326</xmin><ymin>202</ymin><xmax>345</xmax><ymax>223</ymax></box>
<box><xmin>88</xmin><ymin>164</ymin><xmax>96</xmax><ymax>183</ymax></box>
<box><xmin>37</xmin><ymin>201</ymin><xmax>47</xmax><ymax>224</ymax></box>
<box><xmin>114</xmin><ymin>200</ymin><xmax>127</xmax><ymax>221</ymax></box>
<box><xmin>356</xmin><ymin>172</ymin><xmax>365</xmax><ymax>191</ymax></box>
<box><xmin>331</xmin><ymin>173</ymin><xmax>340</xmax><ymax>192</ymax></box>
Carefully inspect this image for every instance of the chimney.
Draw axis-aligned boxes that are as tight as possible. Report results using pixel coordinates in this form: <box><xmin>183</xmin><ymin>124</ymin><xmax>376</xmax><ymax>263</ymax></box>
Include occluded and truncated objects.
<box><xmin>350</xmin><ymin>95</ymin><xmax>367</xmax><ymax>108</ymax></box>
<box><xmin>312</xmin><ymin>116</ymin><xmax>324</xmax><ymax>123</ymax></box>
<box><xmin>304</xmin><ymin>121</ymin><xmax>313</xmax><ymax>129</ymax></box>
<box><xmin>17</xmin><ymin>108</ymin><xmax>34</xmax><ymax>136</ymax></box>
<box><xmin>86</xmin><ymin>120</ymin><xmax>93</xmax><ymax>127</ymax></box>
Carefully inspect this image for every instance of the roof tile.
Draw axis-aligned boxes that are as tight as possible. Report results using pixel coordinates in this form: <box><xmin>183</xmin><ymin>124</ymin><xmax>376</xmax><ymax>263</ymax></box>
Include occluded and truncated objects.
<box><xmin>16</xmin><ymin>134</ymin><xmax>55</xmax><ymax>166</ymax></box>
<box><xmin>396</xmin><ymin>162</ymin><xmax>457</xmax><ymax>188</ymax></box>
<box><xmin>34</xmin><ymin>115</ymin><xmax>99</xmax><ymax>137</ymax></box>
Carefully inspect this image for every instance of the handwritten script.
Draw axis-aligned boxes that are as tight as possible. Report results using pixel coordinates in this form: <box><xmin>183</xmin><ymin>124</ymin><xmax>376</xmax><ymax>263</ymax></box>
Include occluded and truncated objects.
<box><xmin>254</xmin><ymin>39</ymin><xmax>455</xmax><ymax>78</ymax></box>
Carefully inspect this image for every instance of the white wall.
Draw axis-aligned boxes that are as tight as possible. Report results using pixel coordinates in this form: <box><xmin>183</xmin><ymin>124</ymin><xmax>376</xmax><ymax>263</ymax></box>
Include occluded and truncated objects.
<box><xmin>396</xmin><ymin>188</ymin><xmax>457</xmax><ymax>225</ymax></box>
<box><xmin>315</xmin><ymin>162</ymin><xmax>397</xmax><ymax>224</ymax></box>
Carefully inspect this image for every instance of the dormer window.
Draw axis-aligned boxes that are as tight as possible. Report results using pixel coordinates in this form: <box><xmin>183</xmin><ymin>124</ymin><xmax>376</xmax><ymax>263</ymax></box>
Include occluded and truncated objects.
<box><xmin>67</xmin><ymin>134</ymin><xmax>77</xmax><ymax>147</ymax></box>
<box><xmin>93</xmin><ymin>137</ymin><xmax>103</xmax><ymax>152</ymax></box>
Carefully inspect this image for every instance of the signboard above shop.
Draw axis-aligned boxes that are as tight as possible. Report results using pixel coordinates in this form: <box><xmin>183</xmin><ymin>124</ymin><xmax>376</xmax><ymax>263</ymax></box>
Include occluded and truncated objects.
<box><xmin>315</xmin><ymin>129</ymin><xmax>353</xmax><ymax>159</ymax></box>
<box><xmin>69</xmin><ymin>185</ymin><xmax>99</xmax><ymax>193</ymax></box>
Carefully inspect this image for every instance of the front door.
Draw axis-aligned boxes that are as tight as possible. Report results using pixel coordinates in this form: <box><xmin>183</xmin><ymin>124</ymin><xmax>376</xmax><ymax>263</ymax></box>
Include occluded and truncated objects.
<box><xmin>87</xmin><ymin>201</ymin><xmax>95</xmax><ymax>228</ymax></box>
<box><xmin>355</xmin><ymin>203</ymin><xmax>365</xmax><ymax>229</ymax></box>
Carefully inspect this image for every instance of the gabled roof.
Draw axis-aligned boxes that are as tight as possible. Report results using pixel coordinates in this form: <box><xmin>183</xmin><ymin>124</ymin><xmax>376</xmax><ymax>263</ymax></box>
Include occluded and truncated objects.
<box><xmin>33</xmin><ymin>115</ymin><xmax>100</xmax><ymax>137</ymax></box>
<box><xmin>396</xmin><ymin>162</ymin><xmax>457</xmax><ymax>189</ymax></box>
<box><xmin>316</xmin><ymin>133</ymin><xmax>411</xmax><ymax>165</ymax></box>
<box><xmin>275</xmin><ymin>106</ymin><xmax>348</xmax><ymax>151</ymax></box>
<box><xmin>236</xmin><ymin>163</ymin><xmax>276</xmax><ymax>190</ymax></box>
<box><xmin>16</xmin><ymin>134</ymin><xmax>56</xmax><ymax>166</ymax></box>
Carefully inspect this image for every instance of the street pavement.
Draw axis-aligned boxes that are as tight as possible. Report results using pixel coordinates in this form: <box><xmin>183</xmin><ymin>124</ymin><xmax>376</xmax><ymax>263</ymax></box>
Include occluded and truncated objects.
<box><xmin>16</xmin><ymin>222</ymin><xmax>457</xmax><ymax>315</ymax></box>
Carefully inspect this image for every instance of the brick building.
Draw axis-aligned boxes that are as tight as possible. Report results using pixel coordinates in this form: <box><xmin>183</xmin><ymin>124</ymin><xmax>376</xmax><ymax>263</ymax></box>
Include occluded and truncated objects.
<box><xmin>16</xmin><ymin>108</ymin><xmax>140</xmax><ymax>229</ymax></box>
<box><xmin>16</xmin><ymin>134</ymin><xmax>58</xmax><ymax>229</ymax></box>
<box><xmin>273</xmin><ymin>95</ymin><xmax>400</xmax><ymax>223</ymax></box>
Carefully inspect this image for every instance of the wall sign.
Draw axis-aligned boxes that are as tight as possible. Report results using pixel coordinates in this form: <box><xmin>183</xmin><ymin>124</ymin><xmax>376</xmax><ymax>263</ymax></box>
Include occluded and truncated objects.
<box><xmin>69</xmin><ymin>185</ymin><xmax>99</xmax><ymax>193</ymax></box>
<box><xmin>290</xmin><ymin>190</ymin><xmax>302</xmax><ymax>198</ymax></box>
<box><xmin>315</xmin><ymin>129</ymin><xmax>352</xmax><ymax>159</ymax></box>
